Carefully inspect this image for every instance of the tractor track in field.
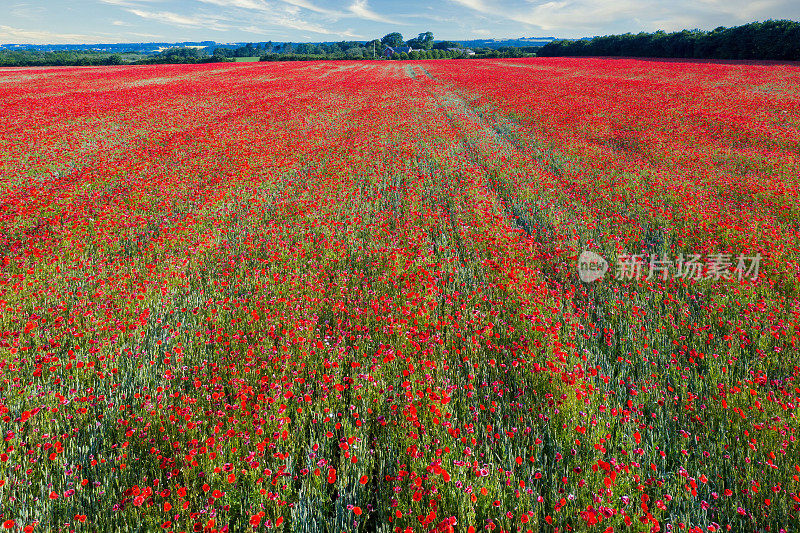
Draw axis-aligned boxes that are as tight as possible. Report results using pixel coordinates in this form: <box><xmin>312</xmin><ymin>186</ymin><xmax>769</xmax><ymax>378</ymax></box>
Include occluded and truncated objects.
<box><xmin>406</xmin><ymin>62</ymin><xmax>718</xmax><ymax>400</ymax></box>
<box><xmin>410</xmin><ymin>62</ymin><xmax>785</xmax><ymax>400</ymax></box>
<box><xmin>411</xmin><ymin>63</ymin><xmax>574</xmax><ymax>257</ymax></box>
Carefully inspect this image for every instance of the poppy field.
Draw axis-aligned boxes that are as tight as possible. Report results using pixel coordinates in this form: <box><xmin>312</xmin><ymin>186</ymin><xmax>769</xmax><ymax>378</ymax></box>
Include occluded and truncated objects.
<box><xmin>0</xmin><ymin>57</ymin><xmax>799</xmax><ymax>533</ymax></box>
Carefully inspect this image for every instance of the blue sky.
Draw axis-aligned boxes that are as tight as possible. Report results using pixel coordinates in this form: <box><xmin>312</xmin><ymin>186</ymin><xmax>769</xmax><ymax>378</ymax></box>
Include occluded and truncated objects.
<box><xmin>2</xmin><ymin>0</ymin><xmax>799</xmax><ymax>44</ymax></box>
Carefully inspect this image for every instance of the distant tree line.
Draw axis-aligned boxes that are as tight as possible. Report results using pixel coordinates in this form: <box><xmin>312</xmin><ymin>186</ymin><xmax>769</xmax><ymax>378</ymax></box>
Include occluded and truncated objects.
<box><xmin>0</xmin><ymin>47</ymin><xmax>228</xmax><ymax>67</ymax></box>
<box><xmin>0</xmin><ymin>29</ymin><xmax>538</xmax><ymax>67</ymax></box>
<box><xmin>474</xmin><ymin>46</ymin><xmax>533</xmax><ymax>58</ymax></box>
<box><xmin>258</xmin><ymin>32</ymin><xmax>433</xmax><ymax>61</ymax></box>
<box><xmin>136</xmin><ymin>47</ymin><xmax>227</xmax><ymax>64</ymax></box>
<box><xmin>0</xmin><ymin>50</ymin><xmax>127</xmax><ymax>67</ymax></box>
<box><xmin>258</xmin><ymin>39</ymin><xmax>383</xmax><ymax>60</ymax></box>
<box><xmin>537</xmin><ymin>20</ymin><xmax>800</xmax><ymax>61</ymax></box>
<box><xmin>212</xmin><ymin>42</ymin><xmax>273</xmax><ymax>58</ymax></box>
<box><xmin>261</xmin><ymin>48</ymin><xmax>469</xmax><ymax>62</ymax></box>
<box><xmin>255</xmin><ymin>32</ymin><xmax>535</xmax><ymax>61</ymax></box>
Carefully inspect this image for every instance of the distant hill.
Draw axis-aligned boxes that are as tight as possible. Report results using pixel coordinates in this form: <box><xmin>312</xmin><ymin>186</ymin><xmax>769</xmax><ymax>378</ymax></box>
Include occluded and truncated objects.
<box><xmin>0</xmin><ymin>37</ymin><xmax>561</xmax><ymax>55</ymax></box>
<box><xmin>453</xmin><ymin>37</ymin><xmax>558</xmax><ymax>49</ymax></box>
<box><xmin>0</xmin><ymin>41</ymin><xmax>219</xmax><ymax>54</ymax></box>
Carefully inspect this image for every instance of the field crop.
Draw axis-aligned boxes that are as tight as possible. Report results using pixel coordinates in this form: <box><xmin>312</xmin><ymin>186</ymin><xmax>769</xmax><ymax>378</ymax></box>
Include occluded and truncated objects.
<box><xmin>0</xmin><ymin>58</ymin><xmax>798</xmax><ymax>533</ymax></box>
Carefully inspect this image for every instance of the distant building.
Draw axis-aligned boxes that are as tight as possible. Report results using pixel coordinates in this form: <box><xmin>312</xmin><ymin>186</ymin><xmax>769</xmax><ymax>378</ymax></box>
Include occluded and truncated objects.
<box><xmin>383</xmin><ymin>46</ymin><xmax>415</xmax><ymax>58</ymax></box>
<box><xmin>448</xmin><ymin>47</ymin><xmax>475</xmax><ymax>56</ymax></box>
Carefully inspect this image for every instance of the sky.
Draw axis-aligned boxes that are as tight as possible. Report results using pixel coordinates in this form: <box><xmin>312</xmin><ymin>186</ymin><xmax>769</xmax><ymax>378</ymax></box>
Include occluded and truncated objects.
<box><xmin>2</xmin><ymin>0</ymin><xmax>799</xmax><ymax>44</ymax></box>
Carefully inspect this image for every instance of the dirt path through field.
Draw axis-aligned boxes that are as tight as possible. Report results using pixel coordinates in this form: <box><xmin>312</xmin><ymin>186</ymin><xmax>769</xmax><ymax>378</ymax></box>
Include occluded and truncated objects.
<box><xmin>407</xmin><ymin>62</ymin><xmax>576</xmax><ymax>244</ymax></box>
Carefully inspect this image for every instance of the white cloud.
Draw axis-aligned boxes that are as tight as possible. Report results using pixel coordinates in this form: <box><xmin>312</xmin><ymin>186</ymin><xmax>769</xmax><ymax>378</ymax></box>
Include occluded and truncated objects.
<box><xmin>258</xmin><ymin>17</ymin><xmax>331</xmax><ymax>33</ymax></box>
<box><xmin>450</xmin><ymin>0</ymin><xmax>491</xmax><ymax>12</ymax></box>
<box><xmin>450</xmin><ymin>0</ymin><xmax>800</xmax><ymax>35</ymax></box>
<box><xmin>127</xmin><ymin>31</ymin><xmax>166</xmax><ymax>38</ymax></box>
<box><xmin>99</xmin><ymin>0</ymin><xmax>161</xmax><ymax>5</ymax></box>
<box><xmin>126</xmin><ymin>8</ymin><xmax>228</xmax><ymax>30</ymax></box>
<box><xmin>279</xmin><ymin>0</ymin><xmax>342</xmax><ymax>16</ymax></box>
<box><xmin>197</xmin><ymin>0</ymin><xmax>343</xmax><ymax>19</ymax></box>
<box><xmin>242</xmin><ymin>22</ymin><xmax>357</xmax><ymax>37</ymax></box>
<box><xmin>348</xmin><ymin>0</ymin><xmax>400</xmax><ymax>24</ymax></box>
<box><xmin>196</xmin><ymin>0</ymin><xmax>269</xmax><ymax>10</ymax></box>
<box><xmin>513</xmin><ymin>0</ymin><xmax>646</xmax><ymax>31</ymax></box>
<box><xmin>281</xmin><ymin>16</ymin><xmax>339</xmax><ymax>34</ymax></box>
<box><xmin>687</xmin><ymin>0</ymin><xmax>787</xmax><ymax>21</ymax></box>
<box><xmin>10</xmin><ymin>3</ymin><xmax>46</xmax><ymax>19</ymax></box>
<box><xmin>193</xmin><ymin>0</ymin><xmax>350</xmax><ymax>36</ymax></box>
<box><xmin>0</xmin><ymin>25</ymin><xmax>107</xmax><ymax>44</ymax></box>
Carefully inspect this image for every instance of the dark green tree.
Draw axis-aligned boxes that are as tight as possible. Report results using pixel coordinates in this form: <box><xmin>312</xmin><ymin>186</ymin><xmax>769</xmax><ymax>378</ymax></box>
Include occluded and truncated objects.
<box><xmin>406</xmin><ymin>31</ymin><xmax>434</xmax><ymax>50</ymax></box>
<box><xmin>381</xmin><ymin>32</ymin><xmax>404</xmax><ymax>47</ymax></box>
<box><xmin>365</xmin><ymin>39</ymin><xmax>381</xmax><ymax>58</ymax></box>
<box><xmin>295</xmin><ymin>43</ymin><xmax>317</xmax><ymax>54</ymax></box>
<box><xmin>432</xmin><ymin>40</ymin><xmax>460</xmax><ymax>50</ymax></box>
<box><xmin>346</xmin><ymin>47</ymin><xmax>364</xmax><ymax>58</ymax></box>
